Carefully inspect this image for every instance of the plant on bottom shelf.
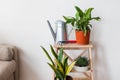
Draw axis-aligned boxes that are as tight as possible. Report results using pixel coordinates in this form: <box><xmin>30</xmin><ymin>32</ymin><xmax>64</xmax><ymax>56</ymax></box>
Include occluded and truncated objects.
<box><xmin>41</xmin><ymin>45</ymin><xmax>76</xmax><ymax>80</ymax></box>
<box><xmin>74</xmin><ymin>56</ymin><xmax>89</xmax><ymax>72</ymax></box>
<box><xmin>75</xmin><ymin>56</ymin><xmax>89</xmax><ymax>67</ymax></box>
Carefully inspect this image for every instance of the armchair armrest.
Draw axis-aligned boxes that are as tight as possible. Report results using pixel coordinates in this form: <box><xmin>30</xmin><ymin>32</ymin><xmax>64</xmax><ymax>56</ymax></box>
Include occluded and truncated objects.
<box><xmin>0</xmin><ymin>44</ymin><xmax>19</xmax><ymax>80</ymax></box>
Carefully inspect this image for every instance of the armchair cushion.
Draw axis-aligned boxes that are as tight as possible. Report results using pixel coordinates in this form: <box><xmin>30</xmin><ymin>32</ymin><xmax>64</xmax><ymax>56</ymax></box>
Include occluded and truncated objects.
<box><xmin>0</xmin><ymin>60</ymin><xmax>16</xmax><ymax>80</ymax></box>
<box><xmin>0</xmin><ymin>46</ymin><xmax>13</xmax><ymax>61</ymax></box>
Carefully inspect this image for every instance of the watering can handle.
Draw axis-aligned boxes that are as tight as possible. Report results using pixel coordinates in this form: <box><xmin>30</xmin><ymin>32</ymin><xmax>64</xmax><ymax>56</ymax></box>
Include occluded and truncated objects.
<box><xmin>47</xmin><ymin>20</ymin><xmax>56</xmax><ymax>41</ymax></box>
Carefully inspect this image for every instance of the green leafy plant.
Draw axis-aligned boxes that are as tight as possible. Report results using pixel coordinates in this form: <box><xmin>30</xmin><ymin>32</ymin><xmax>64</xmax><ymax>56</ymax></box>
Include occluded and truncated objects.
<box><xmin>75</xmin><ymin>56</ymin><xmax>89</xmax><ymax>67</ymax></box>
<box><xmin>63</xmin><ymin>6</ymin><xmax>101</xmax><ymax>36</ymax></box>
<box><xmin>41</xmin><ymin>45</ymin><xmax>76</xmax><ymax>80</ymax></box>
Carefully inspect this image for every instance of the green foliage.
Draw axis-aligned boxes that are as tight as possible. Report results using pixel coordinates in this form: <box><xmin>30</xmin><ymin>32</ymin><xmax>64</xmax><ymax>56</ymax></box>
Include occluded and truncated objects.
<box><xmin>63</xmin><ymin>6</ymin><xmax>101</xmax><ymax>36</ymax></box>
<box><xmin>75</xmin><ymin>56</ymin><xmax>89</xmax><ymax>67</ymax></box>
<box><xmin>41</xmin><ymin>45</ymin><xmax>76</xmax><ymax>80</ymax></box>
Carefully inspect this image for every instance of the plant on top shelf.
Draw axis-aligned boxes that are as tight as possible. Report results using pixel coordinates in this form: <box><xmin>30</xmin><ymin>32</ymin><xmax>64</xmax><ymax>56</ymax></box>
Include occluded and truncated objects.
<box><xmin>74</xmin><ymin>56</ymin><xmax>89</xmax><ymax>72</ymax></box>
<box><xmin>63</xmin><ymin>6</ymin><xmax>101</xmax><ymax>44</ymax></box>
<box><xmin>41</xmin><ymin>45</ymin><xmax>76</xmax><ymax>80</ymax></box>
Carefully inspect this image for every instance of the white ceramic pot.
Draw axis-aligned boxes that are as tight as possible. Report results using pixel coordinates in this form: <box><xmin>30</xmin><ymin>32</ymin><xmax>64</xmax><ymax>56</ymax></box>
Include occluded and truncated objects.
<box><xmin>74</xmin><ymin>66</ymin><xmax>89</xmax><ymax>72</ymax></box>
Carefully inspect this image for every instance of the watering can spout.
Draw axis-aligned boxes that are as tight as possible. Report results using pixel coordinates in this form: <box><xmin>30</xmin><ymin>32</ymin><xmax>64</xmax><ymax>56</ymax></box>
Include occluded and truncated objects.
<box><xmin>47</xmin><ymin>20</ymin><xmax>56</xmax><ymax>41</ymax></box>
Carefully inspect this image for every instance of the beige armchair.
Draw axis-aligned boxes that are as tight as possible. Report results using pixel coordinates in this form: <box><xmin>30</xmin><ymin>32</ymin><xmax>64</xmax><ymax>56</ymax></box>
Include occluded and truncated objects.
<box><xmin>0</xmin><ymin>44</ymin><xmax>18</xmax><ymax>80</ymax></box>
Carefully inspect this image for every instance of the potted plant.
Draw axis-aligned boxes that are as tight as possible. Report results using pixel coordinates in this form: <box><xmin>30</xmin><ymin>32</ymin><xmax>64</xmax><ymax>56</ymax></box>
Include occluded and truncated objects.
<box><xmin>41</xmin><ymin>45</ymin><xmax>76</xmax><ymax>80</ymax></box>
<box><xmin>63</xmin><ymin>6</ymin><xmax>101</xmax><ymax>44</ymax></box>
<box><xmin>74</xmin><ymin>56</ymin><xmax>89</xmax><ymax>72</ymax></box>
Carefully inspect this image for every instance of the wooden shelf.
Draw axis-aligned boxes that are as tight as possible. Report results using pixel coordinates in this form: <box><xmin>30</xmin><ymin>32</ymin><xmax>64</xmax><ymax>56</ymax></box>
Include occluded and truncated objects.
<box><xmin>53</xmin><ymin>42</ymin><xmax>94</xmax><ymax>80</ymax></box>
<box><xmin>54</xmin><ymin>42</ymin><xmax>93</xmax><ymax>49</ymax></box>
<box><xmin>68</xmin><ymin>72</ymin><xmax>89</xmax><ymax>80</ymax></box>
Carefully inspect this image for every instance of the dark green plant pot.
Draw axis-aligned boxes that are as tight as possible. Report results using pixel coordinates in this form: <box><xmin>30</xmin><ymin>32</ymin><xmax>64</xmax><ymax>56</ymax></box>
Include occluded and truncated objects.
<box><xmin>66</xmin><ymin>75</ymin><xmax>73</xmax><ymax>80</ymax></box>
<box><xmin>54</xmin><ymin>76</ymin><xmax>73</xmax><ymax>80</ymax></box>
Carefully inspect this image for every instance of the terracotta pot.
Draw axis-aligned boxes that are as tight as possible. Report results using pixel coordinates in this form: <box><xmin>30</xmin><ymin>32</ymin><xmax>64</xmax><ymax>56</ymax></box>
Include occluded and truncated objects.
<box><xmin>75</xmin><ymin>31</ymin><xmax>90</xmax><ymax>45</ymax></box>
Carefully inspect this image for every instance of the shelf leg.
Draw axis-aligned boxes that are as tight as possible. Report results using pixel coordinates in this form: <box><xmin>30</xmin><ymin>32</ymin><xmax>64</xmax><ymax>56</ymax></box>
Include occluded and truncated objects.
<box><xmin>88</xmin><ymin>48</ymin><xmax>94</xmax><ymax>80</ymax></box>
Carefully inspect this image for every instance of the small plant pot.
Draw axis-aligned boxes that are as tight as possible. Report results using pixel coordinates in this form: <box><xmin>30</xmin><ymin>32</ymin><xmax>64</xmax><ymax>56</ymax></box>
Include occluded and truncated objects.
<box><xmin>74</xmin><ymin>66</ymin><xmax>89</xmax><ymax>72</ymax></box>
<box><xmin>54</xmin><ymin>75</ymin><xmax>73</xmax><ymax>80</ymax></box>
<box><xmin>75</xmin><ymin>31</ymin><xmax>90</xmax><ymax>45</ymax></box>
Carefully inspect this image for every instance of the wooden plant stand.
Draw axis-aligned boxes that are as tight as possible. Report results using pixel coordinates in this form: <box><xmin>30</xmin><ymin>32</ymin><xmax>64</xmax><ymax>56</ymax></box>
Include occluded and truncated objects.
<box><xmin>53</xmin><ymin>42</ymin><xmax>94</xmax><ymax>80</ymax></box>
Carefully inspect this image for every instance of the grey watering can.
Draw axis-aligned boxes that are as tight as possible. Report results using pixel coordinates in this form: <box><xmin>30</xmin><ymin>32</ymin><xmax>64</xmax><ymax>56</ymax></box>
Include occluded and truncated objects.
<box><xmin>47</xmin><ymin>20</ymin><xmax>71</xmax><ymax>43</ymax></box>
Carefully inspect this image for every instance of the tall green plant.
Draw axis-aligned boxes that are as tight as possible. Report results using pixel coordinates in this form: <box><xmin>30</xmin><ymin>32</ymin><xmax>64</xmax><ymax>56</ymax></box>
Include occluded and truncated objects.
<box><xmin>41</xmin><ymin>45</ymin><xmax>76</xmax><ymax>80</ymax></box>
<box><xmin>63</xmin><ymin>6</ymin><xmax>101</xmax><ymax>36</ymax></box>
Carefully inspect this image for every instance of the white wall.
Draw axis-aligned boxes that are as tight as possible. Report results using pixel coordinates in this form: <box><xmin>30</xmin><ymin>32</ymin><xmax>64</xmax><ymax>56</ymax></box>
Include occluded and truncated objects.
<box><xmin>0</xmin><ymin>0</ymin><xmax>120</xmax><ymax>80</ymax></box>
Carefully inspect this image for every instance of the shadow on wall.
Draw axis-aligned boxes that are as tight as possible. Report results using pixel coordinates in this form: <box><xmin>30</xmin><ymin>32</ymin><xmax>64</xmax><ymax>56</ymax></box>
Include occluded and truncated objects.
<box><xmin>17</xmin><ymin>47</ymin><xmax>42</xmax><ymax>80</ymax></box>
<box><xmin>93</xmin><ymin>42</ymin><xmax>112</xmax><ymax>80</ymax></box>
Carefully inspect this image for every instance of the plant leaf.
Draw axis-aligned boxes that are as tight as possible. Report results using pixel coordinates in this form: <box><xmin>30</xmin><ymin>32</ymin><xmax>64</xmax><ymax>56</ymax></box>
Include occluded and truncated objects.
<box><xmin>63</xmin><ymin>57</ymin><xmax>68</xmax><ymax>71</ymax></box>
<box><xmin>58</xmin><ymin>48</ymin><xmax>63</xmax><ymax>62</ymax></box>
<box><xmin>85</xmin><ymin>8</ymin><xmax>94</xmax><ymax>19</ymax></box>
<box><xmin>91</xmin><ymin>17</ymin><xmax>101</xmax><ymax>21</ymax></box>
<box><xmin>83</xmin><ymin>26</ymin><xmax>87</xmax><ymax>36</ymax></box>
<box><xmin>50</xmin><ymin>45</ymin><xmax>58</xmax><ymax>59</ymax></box>
<box><xmin>63</xmin><ymin>16</ymin><xmax>75</xmax><ymax>24</ymax></box>
<box><xmin>41</xmin><ymin>46</ymin><xmax>55</xmax><ymax>65</ymax></box>
<box><xmin>55</xmin><ymin>59</ymin><xmax>64</xmax><ymax>74</ymax></box>
<box><xmin>75</xmin><ymin>6</ymin><xmax>83</xmax><ymax>18</ymax></box>
<box><xmin>56</xmin><ymin>68</ymin><xmax>65</xmax><ymax>79</ymax></box>
<box><xmin>65</xmin><ymin>61</ymin><xmax>76</xmax><ymax>75</ymax></box>
<box><xmin>48</xmin><ymin>63</ymin><xmax>63</xmax><ymax>79</ymax></box>
<box><xmin>75</xmin><ymin>11</ymin><xmax>79</xmax><ymax>20</ymax></box>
